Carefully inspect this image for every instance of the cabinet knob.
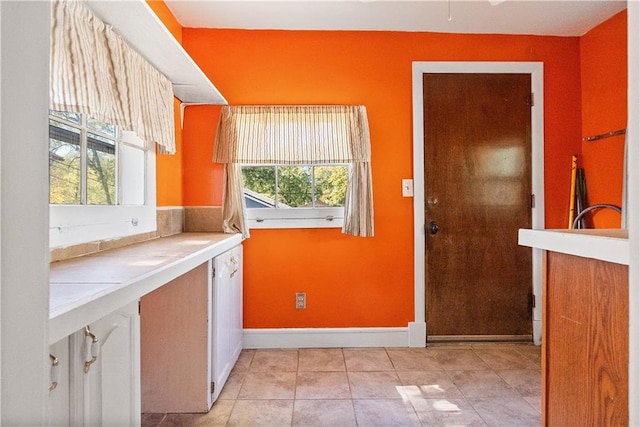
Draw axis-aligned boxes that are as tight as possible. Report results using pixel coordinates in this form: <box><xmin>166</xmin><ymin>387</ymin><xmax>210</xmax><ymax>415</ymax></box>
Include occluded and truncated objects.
<box><xmin>83</xmin><ymin>325</ymin><xmax>100</xmax><ymax>374</ymax></box>
<box><xmin>49</xmin><ymin>354</ymin><xmax>59</xmax><ymax>391</ymax></box>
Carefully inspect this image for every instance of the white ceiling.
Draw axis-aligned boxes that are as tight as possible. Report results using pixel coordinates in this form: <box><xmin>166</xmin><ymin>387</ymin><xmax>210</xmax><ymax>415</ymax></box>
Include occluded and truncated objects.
<box><xmin>164</xmin><ymin>0</ymin><xmax>626</xmax><ymax>37</ymax></box>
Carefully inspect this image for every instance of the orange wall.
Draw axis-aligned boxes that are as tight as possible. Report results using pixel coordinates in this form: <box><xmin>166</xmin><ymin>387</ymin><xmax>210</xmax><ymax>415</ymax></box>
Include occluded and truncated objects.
<box><xmin>181</xmin><ymin>29</ymin><xmax>583</xmax><ymax>328</ymax></box>
<box><xmin>580</xmin><ymin>11</ymin><xmax>627</xmax><ymax>228</ymax></box>
<box><xmin>147</xmin><ymin>1</ymin><xmax>184</xmax><ymax>206</ymax></box>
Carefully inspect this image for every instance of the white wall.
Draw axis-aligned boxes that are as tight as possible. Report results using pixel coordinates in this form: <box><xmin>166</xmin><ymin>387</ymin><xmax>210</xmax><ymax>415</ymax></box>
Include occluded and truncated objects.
<box><xmin>0</xmin><ymin>2</ymin><xmax>50</xmax><ymax>424</ymax></box>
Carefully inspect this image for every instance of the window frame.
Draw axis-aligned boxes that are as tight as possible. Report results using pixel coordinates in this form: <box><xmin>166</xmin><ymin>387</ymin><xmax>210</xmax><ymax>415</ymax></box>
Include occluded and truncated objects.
<box><xmin>49</xmin><ymin>112</ymin><xmax>156</xmax><ymax>248</ymax></box>
<box><xmin>243</xmin><ymin>163</ymin><xmax>347</xmax><ymax>230</ymax></box>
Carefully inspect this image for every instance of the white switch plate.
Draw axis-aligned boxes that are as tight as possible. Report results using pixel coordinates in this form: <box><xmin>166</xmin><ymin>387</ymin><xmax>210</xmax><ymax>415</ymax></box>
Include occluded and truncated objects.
<box><xmin>402</xmin><ymin>179</ymin><xmax>414</xmax><ymax>197</ymax></box>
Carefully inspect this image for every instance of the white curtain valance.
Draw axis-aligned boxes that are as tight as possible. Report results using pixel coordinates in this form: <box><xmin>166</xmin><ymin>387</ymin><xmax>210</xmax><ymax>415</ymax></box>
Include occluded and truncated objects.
<box><xmin>213</xmin><ymin>105</ymin><xmax>371</xmax><ymax>164</ymax></box>
<box><xmin>213</xmin><ymin>105</ymin><xmax>374</xmax><ymax>238</ymax></box>
<box><xmin>50</xmin><ymin>0</ymin><xmax>175</xmax><ymax>154</ymax></box>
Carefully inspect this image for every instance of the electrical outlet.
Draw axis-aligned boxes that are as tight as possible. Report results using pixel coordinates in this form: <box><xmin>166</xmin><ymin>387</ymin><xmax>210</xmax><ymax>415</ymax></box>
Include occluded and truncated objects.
<box><xmin>295</xmin><ymin>292</ymin><xmax>306</xmax><ymax>309</ymax></box>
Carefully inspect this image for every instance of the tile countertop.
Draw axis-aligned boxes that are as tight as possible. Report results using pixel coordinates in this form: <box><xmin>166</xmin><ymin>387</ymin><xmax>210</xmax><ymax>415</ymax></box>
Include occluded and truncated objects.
<box><xmin>49</xmin><ymin>232</ymin><xmax>242</xmax><ymax>344</ymax></box>
<box><xmin>518</xmin><ymin>228</ymin><xmax>629</xmax><ymax>266</ymax></box>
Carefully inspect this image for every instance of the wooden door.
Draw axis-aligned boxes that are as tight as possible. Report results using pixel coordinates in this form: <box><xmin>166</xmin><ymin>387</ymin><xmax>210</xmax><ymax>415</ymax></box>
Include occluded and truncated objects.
<box><xmin>424</xmin><ymin>73</ymin><xmax>533</xmax><ymax>339</ymax></box>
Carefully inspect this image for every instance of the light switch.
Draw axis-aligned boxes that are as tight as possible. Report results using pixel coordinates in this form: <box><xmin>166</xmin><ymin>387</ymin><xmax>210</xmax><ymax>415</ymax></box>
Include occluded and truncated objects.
<box><xmin>402</xmin><ymin>179</ymin><xmax>414</xmax><ymax>197</ymax></box>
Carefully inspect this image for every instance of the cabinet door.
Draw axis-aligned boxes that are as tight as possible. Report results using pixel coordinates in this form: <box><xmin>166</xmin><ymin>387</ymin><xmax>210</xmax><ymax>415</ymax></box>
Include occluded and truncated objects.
<box><xmin>70</xmin><ymin>301</ymin><xmax>140</xmax><ymax>427</ymax></box>
<box><xmin>48</xmin><ymin>337</ymin><xmax>70</xmax><ymax>426</ymax></box>
<box><xmin>211</xmin><ymin>244</ymin><xmax>243</xmax><ymax>402</ymax></box>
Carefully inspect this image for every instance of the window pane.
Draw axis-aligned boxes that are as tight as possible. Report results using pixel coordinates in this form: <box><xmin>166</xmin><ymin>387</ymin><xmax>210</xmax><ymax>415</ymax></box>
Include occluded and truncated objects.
<box><xmin>278</xmin><ymin>166</ymin><xmax>312</xmax><ymax>208</ymax></box>
<box><xmin>49</xmin><ymin>120</ymin><xmax>81</xmax><ymax>204</ymax></box>
<box><xmin>50</xmin><ymin>110</ymin><xmax>80</xmax><ymax>124</ymax></box>
<box><xmin>242</xmin><ymin>166</ymin><xmax>276</xmax><ymax>208</ymax></box>
<box><xmin>86</xmin><ymin>133</ymin><xmax>116</xmax><ymax>205</ymax></box>
<box><xmin>87</xmin><ymin>116</ymin><xmax>117</xmax><ymax>137</ymax></box>
<box><xmin>314</xmin><ymin>165</ymin><xmax>347</xmax><ymax>207</ymax></box>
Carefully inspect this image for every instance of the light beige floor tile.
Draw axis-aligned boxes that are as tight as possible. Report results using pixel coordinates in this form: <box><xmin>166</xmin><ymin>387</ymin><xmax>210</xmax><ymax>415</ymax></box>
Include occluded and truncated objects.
<box><xmin>352</xmin><ymin>399</ymin><xmax>421</xmax><ymax>426</ymax></box>
<box><xmin>218</xmin><ymin>370</ymin><xmax>247</xmax><ymax>400</ymax></box>
<box><xmin>343</xmin><ymin>348</ymin><xmax>394</xmax><ymax>371</ymax></box>
<box><xmin>250</xmin><ymin>349</ymin><xmax>299</xmax><ymax>372</ymax></box>
<box><xmin>141</xmin><ymin>412</ymin><xmax>165</xmax><ymax>427</ymax></box>
<box><xmin>238</xmin><ymin>371</ymin><xmax>297</xmax><ymax>399</ymax></box>
<box><xmin>386</xmin><ymin>347</ymin><xmax>441</xmax><ymax>370</ymax></box>
<box><xmin>292</xmin><ymin>400</ymin><xmax>357</xmax><ymax>426</ymax></box>
<box><xmin>396</xmin><ymin>370</ymin><xmax>464</xmax><ymax>399</ymax></box>
<box><xmin>429</xmin><ymin>348</ymin><xmax>491</xmax><ymax>371</ymax></box>
<box><xmin>523</xmin><ymin>396</ymin><xmax>542</xmax><ymax>413</ymax></box>
<box><xmin>469</xmin><ymin>397</ymin><xmax>541</xmax><ymax>426</ymax></box>
<box><xmin>447</xmin><ymin>370</ymin><xmax>518</xmax><ymax>399</ymax></box>
<box><xmin>160</xmin><ymin>401</ymin><xmax>235</xmax><ymax>427</ymax></box>
<box><xmin>473</xmin><ymin>347</ymin><xmax>539</xmax><ymax>370</ymax></box>
<box><xmin>295</xmin><ymin>371</ymin><xmax>351</xmax><ymax>399</ymax></box>
<box><xmin>497</xmin><ymin>369</ymin><xmax>541</xmax><ymax>397</ymax></box>
<box><xmin>411</xmin><ymin>397</ymin><xmax>488</xmax><ymax>426</ymax></box>
<box><xmin>298</xmin><ymin>348</ymin><xmax>346</xmax><ymax>372</ymax></box>
<box><xmin>348</xmin><ymin>371</ymin><xmax>404</xmax><ymax>399</ymax></box>
<box><xmin>206</xmin><ymin>399</ymin><xmax>236</xmax><ymax>425</ymax></box>
<box><xmin>233</xmin><ymin>349</ymin><xmax>256</xmax><ymax>372</ymax></box>
<box><xmin>227</xmin><ymin>399</ymin><xmax>294</xmax><ymax>426</ymax></box>
<box><xmin>513</xmin><ymin>345</ymin><xmax>542</xmax><ymax>366</ymax></box>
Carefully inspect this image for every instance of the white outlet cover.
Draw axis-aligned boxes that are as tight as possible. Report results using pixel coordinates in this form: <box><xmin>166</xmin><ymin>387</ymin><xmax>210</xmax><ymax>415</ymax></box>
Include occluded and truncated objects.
<box><xmin>402</xmin><ymin>179</ymin><xmax>414</xmax><ymax>197</ymax></box>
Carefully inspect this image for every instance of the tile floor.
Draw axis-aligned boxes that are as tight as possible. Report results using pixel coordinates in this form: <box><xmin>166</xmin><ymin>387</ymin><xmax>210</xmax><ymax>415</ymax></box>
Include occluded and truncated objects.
<box><xmin>142</xmin><ymin>343</ymin><xmax>541</xmax><ymax>426</ymax></box>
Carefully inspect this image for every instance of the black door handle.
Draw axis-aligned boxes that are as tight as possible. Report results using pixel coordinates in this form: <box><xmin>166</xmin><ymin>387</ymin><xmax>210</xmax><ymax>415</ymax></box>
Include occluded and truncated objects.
<box><xmin>428</xmin><ymin>221</ymin><xmax>439</xmax><ymax>235</ymax></box>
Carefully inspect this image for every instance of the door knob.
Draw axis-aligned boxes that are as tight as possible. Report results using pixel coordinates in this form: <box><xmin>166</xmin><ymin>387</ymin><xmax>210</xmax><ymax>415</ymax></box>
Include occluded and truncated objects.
<box><xmin>428</xmin><ymin>221</ymin><xmax>439</xmax><ymax>235</ymax></box>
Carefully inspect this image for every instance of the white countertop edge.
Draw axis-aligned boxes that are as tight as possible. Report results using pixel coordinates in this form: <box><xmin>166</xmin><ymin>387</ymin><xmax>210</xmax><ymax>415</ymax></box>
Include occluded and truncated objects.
<box><xmin>49</xmin><ymin>233</ymin><xmax>242</xmax><ymax>343</ymax></box>
<box><xmin>518</xmin><ymin>229</ymin><xmax>629</xmax><ymax>266</ymax></box>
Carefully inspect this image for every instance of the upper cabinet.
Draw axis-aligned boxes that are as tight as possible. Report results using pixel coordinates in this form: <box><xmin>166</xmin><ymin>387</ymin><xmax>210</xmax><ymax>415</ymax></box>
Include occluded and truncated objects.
<box><xmin>85</xmin><ymin>0</ymin><xmax>227</xmax><ymax>105</ymax></box>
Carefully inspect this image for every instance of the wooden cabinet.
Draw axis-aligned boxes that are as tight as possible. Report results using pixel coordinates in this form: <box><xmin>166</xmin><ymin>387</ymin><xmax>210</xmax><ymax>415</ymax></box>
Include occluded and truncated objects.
<box><xmin>543</xmin><ymin>251</ymin><xmax>628</xmax><ymax>425</ymax></box>
<box><xmin>46</xmin><ymin>301</ymin><xmax>140</xmax><ymax>426</ymax></box>
<box><xmin>140</xmin><ymin>244</ymin><xmax>243</xmax><ymax>412</ymax></box>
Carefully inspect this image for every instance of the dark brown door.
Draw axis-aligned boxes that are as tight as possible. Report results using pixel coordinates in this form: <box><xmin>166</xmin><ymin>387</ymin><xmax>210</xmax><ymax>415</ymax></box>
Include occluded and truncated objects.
<box><xmin>424</xmin><ymin>73</ymin><xmax>533</xmax><ymax>338</ymax></box>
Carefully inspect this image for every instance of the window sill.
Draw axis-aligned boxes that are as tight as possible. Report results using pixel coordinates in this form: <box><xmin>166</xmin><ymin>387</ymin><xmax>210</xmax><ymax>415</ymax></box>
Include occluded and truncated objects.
<box><xmin>247</xmin><ymin>217</ymin><xmax>344</xmax><ymax>229</ymax></box>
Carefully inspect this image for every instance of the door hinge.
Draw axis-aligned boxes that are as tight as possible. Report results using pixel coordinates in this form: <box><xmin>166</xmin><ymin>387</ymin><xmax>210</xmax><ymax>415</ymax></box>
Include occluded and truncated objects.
<box><xmin>211</xmin><ymin>381</ymin><xmax>215</xmax><ymax>395</ymax></box>
<box><xmin>529</xmin><ymin>293</ymin><xmax>536</xmax><ymax>310</ymax></box>
<box><xmin>530</xmin><ymin>194</ymin><xmax>535</xmax><ymax>209</ymax></box>
<box><xmin>530</xmin><ymin>92</ymin><xmax>535</xmax><ymax>107</ymax></box>
<box><xmin>212</xmin><ymin>267</ymin><xmax>216</xmax><ymax>279</ymax></box>
<box><xmin>138</xmin><ymin>301</ymin><xmax>141</xmax><ymax>315</ymax></box>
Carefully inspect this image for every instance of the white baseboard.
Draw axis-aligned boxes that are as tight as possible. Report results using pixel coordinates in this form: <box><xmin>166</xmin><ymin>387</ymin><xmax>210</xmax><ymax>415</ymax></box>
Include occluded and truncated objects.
<box><xmin>533</xmin><ymin>319</ymin><xmax>542</xmax><ymax>345</ymax></box>
<box><xmin>243</xmin><ymin>327</ymin><xmax>410</xmax><ymax>349</ymax></box>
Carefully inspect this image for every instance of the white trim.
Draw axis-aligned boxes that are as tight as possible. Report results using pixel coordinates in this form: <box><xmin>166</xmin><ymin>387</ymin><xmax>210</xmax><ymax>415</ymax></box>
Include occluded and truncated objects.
<box><xmin>247</xmin><ymin>207</ymin><xmax>344</xmax><ymax>229</ymax></box>
<box><xmin>411</xmin><ymin>62</ymin><xmax>545</xmax><ymax>345</ymax></box>
<box><xmin>1</xmin><ymin>2</ymin><xmax>50</xmax><ymax>423</ymax></box>
<box><xmin>243</xmin><ymin>327</ymin><xmax>409</xmax><ymax>349</ymax></box>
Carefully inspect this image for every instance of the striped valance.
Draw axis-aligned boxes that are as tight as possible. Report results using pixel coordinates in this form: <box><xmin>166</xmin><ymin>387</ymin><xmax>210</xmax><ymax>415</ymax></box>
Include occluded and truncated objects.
<box><xmin>213</xmin><ymin>105</ymin><xmax>374</xmax><ymax>238</ymax></box>
<box><xmin>50</xmin><ymin>0</ymin><xmax>175</xmax><ymax>154</ymax></box>
<box><xmin>213</xmin><ymin>105</ymin><xmax>371</xmax><ymax>164</ymax></box>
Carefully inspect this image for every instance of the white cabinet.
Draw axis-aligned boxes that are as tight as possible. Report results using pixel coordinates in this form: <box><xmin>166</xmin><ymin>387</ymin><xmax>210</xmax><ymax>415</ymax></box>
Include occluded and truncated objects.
<box><xmin>69</xmin><ymin>301</ymin><xmax>140</xmax><ymax>426</ymax></box>
<box><xmin>47</xmin><ymin>301</ymin><xmax>140</xmax><ymax>426</ymax></box>
<box><xmin>211</xmin><ymin>244</ymin><xmax>243</xmax><ymax>402</ymax></box>
<box><xmin>140</xmin><ymin>244</ymin><xmax>243</xmax><ymax>412</ymax></box>
<box><xmin>48</xmin><ymin>337</ymin><xmax>70</xmax><ymax>426</ymax></box>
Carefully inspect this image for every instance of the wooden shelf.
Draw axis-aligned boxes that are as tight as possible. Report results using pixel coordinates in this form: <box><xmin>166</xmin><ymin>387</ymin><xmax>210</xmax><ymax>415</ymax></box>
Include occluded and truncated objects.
<box><xmin>86</xmin><ymin>0</ymin><xmax>227</xmax><ymax>105</ymax></box>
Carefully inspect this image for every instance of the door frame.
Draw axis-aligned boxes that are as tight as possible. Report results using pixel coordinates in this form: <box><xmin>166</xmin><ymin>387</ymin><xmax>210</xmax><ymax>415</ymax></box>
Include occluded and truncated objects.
<box><xmin>409</xmin><ymin>62</ymin><xmax>545</xmax><ymax>346</ymax></box>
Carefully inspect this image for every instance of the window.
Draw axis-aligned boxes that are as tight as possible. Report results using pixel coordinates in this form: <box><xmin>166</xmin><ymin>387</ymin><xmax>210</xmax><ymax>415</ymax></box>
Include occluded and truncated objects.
<box><xmin>214</xmin><ymin>105</ymin><xmax>374</xmax><ymax>238</ymax></box>
<box><xmin>242</xmin><ymin>164</ymin><xmax>348</xmax><ymax>228</ymax></box>
<box><xmin>49</xmin><ymin>111</ymin><xmax>156</xmax><ymax>248</ymax></box>
<box><xmin>49</xmin><ymin>111</ymin><xmax>119</xmax><ymax>205</ymax></box>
